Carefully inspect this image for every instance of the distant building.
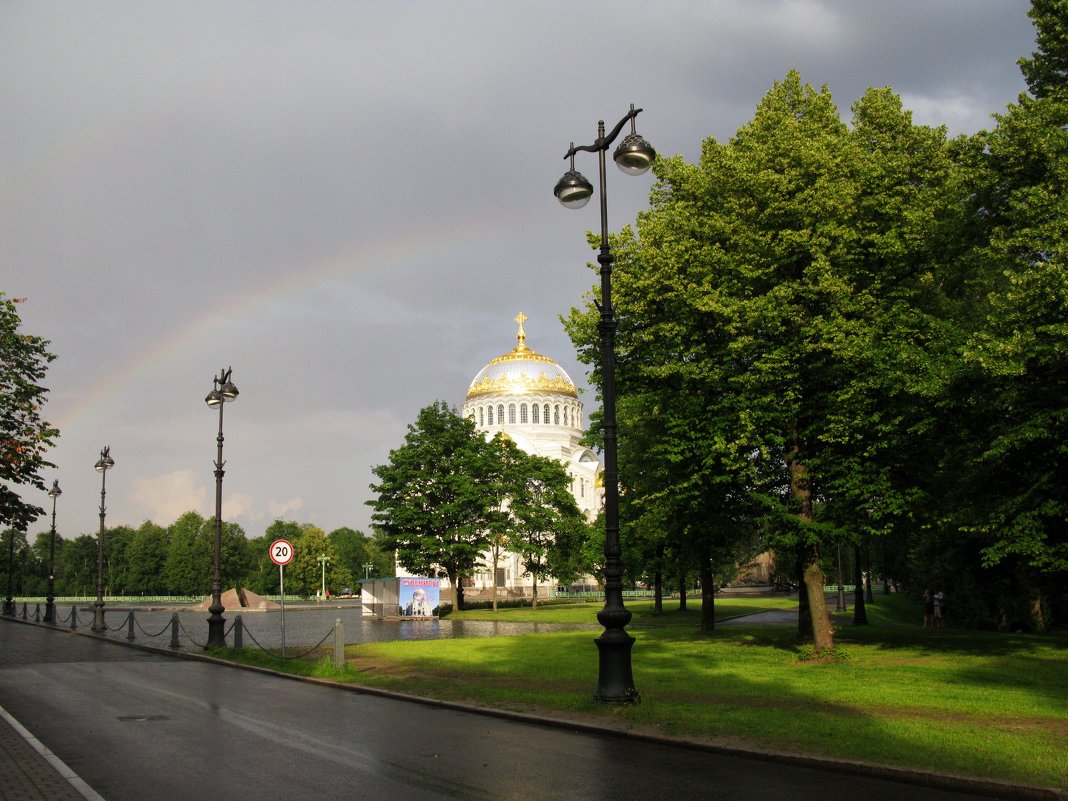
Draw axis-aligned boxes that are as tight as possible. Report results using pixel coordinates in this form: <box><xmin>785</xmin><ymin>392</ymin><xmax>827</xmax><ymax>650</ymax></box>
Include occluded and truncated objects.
<box><xmin>459</xmin><ymin>313</ymin><xmax>602</xmax><ymax>595</ymax></box>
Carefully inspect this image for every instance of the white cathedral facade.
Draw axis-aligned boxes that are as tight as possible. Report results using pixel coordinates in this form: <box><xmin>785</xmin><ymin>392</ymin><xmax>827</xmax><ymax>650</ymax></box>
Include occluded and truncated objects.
<box><xmin>459</xmin><ymin>313</ymin><xmax>603</xmax><ymax>595</ymax></box>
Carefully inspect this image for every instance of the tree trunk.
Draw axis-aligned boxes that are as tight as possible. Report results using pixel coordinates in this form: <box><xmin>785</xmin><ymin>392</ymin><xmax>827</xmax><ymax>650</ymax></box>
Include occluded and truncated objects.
<box><xmin>532</xmin><ymin>576</ymin><xmax>539</xmax><ymax>609</ymax></box>
<box><xmin>852</xmin><ymin>543</ymin><xmax>868</xmax><ymax>625</ymax></box>
<box><xmin>864</xmin><ymin>538</ymin><xmax>874</xmax><ymax>604</ymax></box>
<box><xmin>796</xmin><ymin>542</ymin><xmax>812</xmax><ymax>641</ymax></box>
<box><xmin>700</xmin><ymin>558</ymin><xmax>715</xmax><ymax>633</ymax></box>
<box><xmin>450</xmin><ymin>568</ymin><xmax>465</xmax><ymax>611</ymax></box>
<box><xmin>1030</xmin><ymin>585</ymin><xmax>1045</xmax><ymax>632</ymax></box>
<box><xmin>679</xmin><ymin>575</ymin><xmax>687</xmax><ymax>612</ymax></box>
<box><xmin>789</xmin><ymin>444</ymin><xmax>833</xmax><ymax>650</ymax></box>
<box><xmin>491</xmin><ymin>547</ymin><xmax>499</xmax><ymax>612</ymax></box>
<box><xmin>653</xmin><ymin>542</ymin><xmax>664</xmax><ymax>615</ymax></box>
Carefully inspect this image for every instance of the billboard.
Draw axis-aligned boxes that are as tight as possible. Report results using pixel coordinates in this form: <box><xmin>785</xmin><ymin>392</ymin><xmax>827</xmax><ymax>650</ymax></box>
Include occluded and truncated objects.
<box><xmin>398</xmin><ymin>578</ymin><xmax>440</xmax><ymax>617</ymax></box>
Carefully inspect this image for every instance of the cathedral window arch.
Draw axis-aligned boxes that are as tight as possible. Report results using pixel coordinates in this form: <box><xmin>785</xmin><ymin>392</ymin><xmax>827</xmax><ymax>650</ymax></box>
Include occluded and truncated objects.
<box><xmin>508</xmin><ymin>404</ymin><xmax>516</xmax><ymax>424</ymax></box>
<box><xmin>520</xmin><ymin>403</ymin><xmax>528</xmax><ymax>424</ymax></box>
<box><xmin>487</xmin><ymin>406</ymin><xmax>493</xmax><ymax>425</ymax></box>
<box><xmin>497</xmin><ymin>404</ymin><xmax>504</xmax><ymax>424</ymax></box>
<box><xmin>532</xmin><ymin>403</ymin><xmax>540</xmax><ymax>424</ymax></box>
<box><xmin>564</xmin><ymin>407</ymin><xmax>569</xmax><ymax>426</ymax></box>
<box><xmin>554</xmin><ymin>405</ymin><xmax>560</xmax><ymax>425</ymax></box>
<box><xmin>479</xmin><ymin>407</ymin><xmax>485</xmax><ymax>427</ymax></box>
<box><xmin>543</xmin><ymin>404</ymin><xmax>550</xmax><ymax>424</ymax></box>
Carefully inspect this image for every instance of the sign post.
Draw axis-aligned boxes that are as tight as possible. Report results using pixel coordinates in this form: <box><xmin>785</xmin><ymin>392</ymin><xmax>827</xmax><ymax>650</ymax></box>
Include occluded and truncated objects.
<box><xmin>269</xmin><ymin>539</ymin><xmax>294</xmax><ymax>656</ymax></box>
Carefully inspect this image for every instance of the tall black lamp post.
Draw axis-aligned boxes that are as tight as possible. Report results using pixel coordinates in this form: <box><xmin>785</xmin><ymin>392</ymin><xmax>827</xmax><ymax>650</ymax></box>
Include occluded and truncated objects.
<box><xmin>92</xmin><ymin>447</ymin><xmax>114</xmax><ymax>632</ymax></box>
<box><xmin>205</xmin><ymin>367</ymin><xmax>238</xmax><ymax>648</ymax></box>
<box><xmin>554</xmin><ymin>104</ymin><xmax>655</xmax><ymax>703</ymax></box>
<box><xmin>43</xmin><ymin>479</ymin><xmax>62</xmax><ymax>623</ymax></box>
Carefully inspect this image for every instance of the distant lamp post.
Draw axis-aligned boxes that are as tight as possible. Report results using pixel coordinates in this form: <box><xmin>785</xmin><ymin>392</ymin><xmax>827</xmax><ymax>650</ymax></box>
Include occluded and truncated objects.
<box><xmin>92</xmin><ymin>447</ymin><xmax>114</xmax><ymax>632</ymax></box>
<box><xmin>363</xmin><ymin>563</ymin><xmax>373</xmax><ymax>579</ymax></box>
<box><xmin>318</xmin><ymin>554</ymin><xmax>330</xmax><ymax>600</ymax></box>
<box><xmin>555</xmin><ymin>104</ymin><xmax>655</xmax><ymax>704</ymax></box>
<box><xmin>205</xmin><ymin>366</ymin><xmax>238</xmax><ymax>648</ymax></box>
<box><xmin>43</xmin><ymin>480</ymin><xmax>62</xmax><ymax>624</ymax></box>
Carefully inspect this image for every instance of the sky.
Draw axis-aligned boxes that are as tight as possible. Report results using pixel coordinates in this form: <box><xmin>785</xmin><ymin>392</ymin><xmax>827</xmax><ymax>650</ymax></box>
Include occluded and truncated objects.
<box><xmin>2</xmin><ymin>1</ymin><xmax>1040</xmax><ymax>542</ymax></box>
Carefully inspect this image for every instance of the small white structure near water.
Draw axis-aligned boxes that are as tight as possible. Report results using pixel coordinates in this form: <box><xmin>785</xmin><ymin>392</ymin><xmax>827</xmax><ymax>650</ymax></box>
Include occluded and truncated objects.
<box><xmin>361</xmin><ymin>577</ymin><xmax>441</xmax><ymax>619</ymax></box>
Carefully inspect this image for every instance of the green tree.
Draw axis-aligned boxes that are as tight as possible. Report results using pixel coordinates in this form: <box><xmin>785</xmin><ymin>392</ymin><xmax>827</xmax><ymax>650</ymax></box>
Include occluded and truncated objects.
<box><xmin>328</xmin><ymin>526</ymin><xmax>373</xmax><ymax>589</ymax></box>
<box><xmin>163</xmin><ymin>511</ymin><xmax>205</xmax><ymax>594</ymax></box>
<box><xmin>127</xmin><ymin>521</ymin><xmax>170</xmax><ymax>594</ymax></box>
<box><xmin>289</xmin><ymin>525</ymin><xmax>342</xmax><ymax>597</ymax></box>
<box><xmin>567</xmin><ymin>72</ymin><xmax>964</xmax><ymax>649</ymax></box>
<box><xmin>367</xmin><ymin>401</ymin><xmax>500</xmax><ymax>610</ymax></box>
<box><xmin>0</xmin><ymin>294</ymin><xmax>59</xmax><ymax>534</ymax></box>
<box><xmin>506</xmin><ymin>451</ymin><xmax>585</xmax><ymax>608</ymax></box>
<box><xmin>55</xmin><ymin>534</ymin><xmax>97</xmax><ymax>597</ymax></box>
<box><xmin>961</xmin><ymin>0</ymin><xmax>1068</xmax><ymax>577</ymax></box>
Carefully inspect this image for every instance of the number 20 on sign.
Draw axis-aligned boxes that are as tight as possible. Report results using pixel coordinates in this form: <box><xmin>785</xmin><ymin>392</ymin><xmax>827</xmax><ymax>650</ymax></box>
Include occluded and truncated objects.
<box><xmin>270</xmin><ymin>539</ymin><xmax>293</xmax><ymax>655</ymax></box>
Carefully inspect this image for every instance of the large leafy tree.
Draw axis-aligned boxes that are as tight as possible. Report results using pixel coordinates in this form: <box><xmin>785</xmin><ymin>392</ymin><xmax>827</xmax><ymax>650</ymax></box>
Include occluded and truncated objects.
<box><xmin>506</xmin><ymin>451</ymin><xmax>585</xmax><ymax>608</ymax></box>
<box><xmin>963</xmin><ymin>0</ymin><xmax>1067</xmax><ymax>574</ymax></box>
<box><xmin>367</xmin><ymin>401</ymin><xmax>500</xmax><ymax>610</ymax></box>
<box><xmin>1</xmin><ymin>294</ymin><xmax>59</xmax><ymax>533</ymax></box>
<box><xmin>568</xmin><ymin>72</ymin><xmax>962</xmax><ymax>649</ymax></box>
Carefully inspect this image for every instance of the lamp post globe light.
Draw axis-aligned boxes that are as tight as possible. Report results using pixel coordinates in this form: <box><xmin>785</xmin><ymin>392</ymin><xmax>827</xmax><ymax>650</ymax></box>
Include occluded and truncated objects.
<box><xmin>555</xmin><ymin>104</ymin><xmax>655</xmax><ymax>704</ymax></box>
<box><xmin>43</xmin><ymin>479</ymin><xmax>62</xmax><ymax>624</ymax></box>
<box><xmin>205</xmin><ymin>367</ymin><xmax>238</xmax><ymax>648</ymax></box>
<box><xmin>92</xmin><ymin>447</ymin><xmax>114</xmax><ymax>633</ymax></box>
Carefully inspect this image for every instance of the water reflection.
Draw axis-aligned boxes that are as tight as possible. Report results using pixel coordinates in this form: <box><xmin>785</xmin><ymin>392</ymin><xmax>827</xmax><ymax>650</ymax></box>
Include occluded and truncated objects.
<box><xmin>88</xmin><ymin>604</ymin><xmax>598</xmax><ymax>651</ymax></box>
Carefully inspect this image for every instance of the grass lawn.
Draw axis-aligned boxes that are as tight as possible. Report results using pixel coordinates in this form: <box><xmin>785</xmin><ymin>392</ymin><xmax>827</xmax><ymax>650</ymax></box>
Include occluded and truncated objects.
<box><xmin>222</xmin><ymin>593</ymin><xmax>1068</xmax><ymax>791</ymax></box>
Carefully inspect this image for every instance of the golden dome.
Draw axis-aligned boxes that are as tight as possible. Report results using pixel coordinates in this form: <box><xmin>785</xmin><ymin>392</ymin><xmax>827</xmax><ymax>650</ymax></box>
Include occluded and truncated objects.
<box><xmin>466</xmin><ymin>313</ymin><xmax>578</xmax><ymax>401</ymax></box>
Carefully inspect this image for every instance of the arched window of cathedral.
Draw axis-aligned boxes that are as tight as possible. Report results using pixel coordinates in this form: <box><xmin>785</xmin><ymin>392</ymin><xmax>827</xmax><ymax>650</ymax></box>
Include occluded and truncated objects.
<box><xmin>520</xmin><ymin>403</ymin><xmax>528</xmax><ymax>424</ymax></box>
<box><xmin>508</xmin><ymin>404</ymin><xmax>516</xmax><ymax>424</ymax></box>
<box><xmin>497</xmin><ymin>404</ymin><xmax>504</xmax><ymax>424</ymax></box>
<box><xmin>543</xmin><ymin>404</ymin><xmax>550</xmax><ymax>424</ymax></box>
<box><xmin>532</xmin><ymin>403</ymin><xmax>540</xmax><ymax>424</ymax></box>
<box><xmin>563</xmin><ymin>407</ymin><xmax>569</xmax><ymax>426</ymax></box>
<box><xmin>554</xmin><ymin>405</ymin><xmax>560</xmax><ymax>425</ymax></box>
<box><xmin>581</xmin><ymin>479</ymin><xmax>585</xmax><ymax>497</ymax></box>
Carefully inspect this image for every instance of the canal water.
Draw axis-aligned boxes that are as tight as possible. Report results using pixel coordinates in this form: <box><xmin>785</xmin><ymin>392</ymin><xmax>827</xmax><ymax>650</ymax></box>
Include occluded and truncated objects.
<box><xmin>64</xmin><ymin>602</ymin><xmax>599</xmax><ymax>652</ymax></box>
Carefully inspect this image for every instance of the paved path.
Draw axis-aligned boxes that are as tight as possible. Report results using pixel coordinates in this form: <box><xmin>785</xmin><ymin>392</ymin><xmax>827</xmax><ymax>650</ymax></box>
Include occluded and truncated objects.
<box><xmin>0</xmin><ymin>617</ymin><xmax>1044</xmax><ymax>801</ymax></box>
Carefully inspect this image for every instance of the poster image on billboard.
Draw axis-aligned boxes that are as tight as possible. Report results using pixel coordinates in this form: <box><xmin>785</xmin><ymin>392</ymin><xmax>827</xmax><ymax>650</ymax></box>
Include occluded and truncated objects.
<box><xmin>398</xmin><ymin>578</ymin><xmax>440</xmax><ymax>617</ymax></box>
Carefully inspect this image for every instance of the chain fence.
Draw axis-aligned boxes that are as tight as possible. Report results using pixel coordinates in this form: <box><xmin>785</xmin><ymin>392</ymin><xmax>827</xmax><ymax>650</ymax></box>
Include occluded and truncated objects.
<box><xmin>6</xmin><ymin>601</ymin><xmax>349</xmax><ymax>668</ymax></box>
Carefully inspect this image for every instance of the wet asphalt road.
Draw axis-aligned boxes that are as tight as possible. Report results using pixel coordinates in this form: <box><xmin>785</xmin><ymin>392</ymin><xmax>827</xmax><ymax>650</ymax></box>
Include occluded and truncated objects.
<box><xmin>0</xmin><ymin>620</ymin><xmax>1012</xmax><ymax>801</ymax></box>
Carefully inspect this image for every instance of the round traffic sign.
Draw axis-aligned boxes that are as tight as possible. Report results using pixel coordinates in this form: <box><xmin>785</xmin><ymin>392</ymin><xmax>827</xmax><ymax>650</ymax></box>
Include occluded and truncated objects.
<box><xmin>270</xmin><ymin>539</ymin><xmax>294</xmax><ymax>566</ymax></box>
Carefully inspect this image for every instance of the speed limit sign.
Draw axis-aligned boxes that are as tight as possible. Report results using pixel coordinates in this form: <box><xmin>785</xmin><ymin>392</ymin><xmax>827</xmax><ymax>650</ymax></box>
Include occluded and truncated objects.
<box><xmin>270</xmin><ymin>539</ymin><xmax>294</xmax><ymax>566</ymax></box>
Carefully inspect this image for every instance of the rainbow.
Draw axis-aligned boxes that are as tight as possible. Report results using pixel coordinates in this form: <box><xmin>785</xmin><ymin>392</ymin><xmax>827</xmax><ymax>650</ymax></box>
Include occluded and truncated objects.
<box><xmin>54</xmin><ymin>211</ymin><xmax>541</xmax><ymax>431</ymax></box>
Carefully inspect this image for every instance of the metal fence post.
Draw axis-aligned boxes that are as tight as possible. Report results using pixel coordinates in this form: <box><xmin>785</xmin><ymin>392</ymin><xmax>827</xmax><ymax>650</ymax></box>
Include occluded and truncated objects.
<box><xmin>33</xmin><ymin>603</ymin><xmax>41</xmax><ymax>622</ymax></box>
<box><xmin>127</xmin><ymin>611</ymin><xmax>136</xmax><ymax>641</ymax></box>
<box><xmin>233</xmin><ymin>615</ymin><xmax>243</xmax><ymax>651</ymax></box>
<box><xmin>70</xmin><ymin>606</ymin><xmax>78</xmax><ymax>630</ymax></box>
<box><xmin>333</xmin><ymin>618</ymin><xmax>345</xmax><ymax>668</ymax></box>
<box><xmin>169</xmin><ymin>613</ymin><xmax>180</xmax><ymax>649</ymax></box>
<box><xmin>20</xmin><ymin>603</ymin><xmax>27</xmax><ymax>620</ymax></box>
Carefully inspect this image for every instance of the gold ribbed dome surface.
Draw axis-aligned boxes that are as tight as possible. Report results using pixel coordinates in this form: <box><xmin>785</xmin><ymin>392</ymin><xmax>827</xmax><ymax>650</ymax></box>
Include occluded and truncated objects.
<box><xmin>466</xmin><ymin>313</ymin><xmax>578</xmax><ymax>400</ymax></box>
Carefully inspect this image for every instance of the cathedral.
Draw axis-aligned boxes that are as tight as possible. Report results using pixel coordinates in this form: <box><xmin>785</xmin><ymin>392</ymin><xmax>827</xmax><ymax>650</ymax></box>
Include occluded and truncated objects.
<box><xmin>459</xmin><ymin>313</ymin><xmax>603</xmax><ymax>595</ymax></box>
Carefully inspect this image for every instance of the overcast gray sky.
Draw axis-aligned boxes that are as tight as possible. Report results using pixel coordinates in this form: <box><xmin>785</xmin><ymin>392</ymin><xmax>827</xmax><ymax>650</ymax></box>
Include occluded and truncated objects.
<box><xmin>2</xmin><ymin>1</ymin><xmax>1039</xmax><ymax>541</ymax></box>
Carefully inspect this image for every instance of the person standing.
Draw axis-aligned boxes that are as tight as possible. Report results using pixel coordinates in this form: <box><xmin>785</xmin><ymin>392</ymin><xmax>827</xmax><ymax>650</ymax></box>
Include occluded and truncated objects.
<box><xmin>934</xmin><ymin>590</ymin><xmax>945</xmax><ymax>628</ymax></box>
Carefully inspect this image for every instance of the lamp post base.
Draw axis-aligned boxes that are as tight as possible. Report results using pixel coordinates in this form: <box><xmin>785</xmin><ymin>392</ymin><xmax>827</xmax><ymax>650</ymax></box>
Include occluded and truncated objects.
<box><xmin>44</xmin><ymin>600</ymin><xmax>55</xmax><ymax>624</ymax></box>
<box><xmin>594</xmin><ymin>630</ymin><xmax>640</xmax><ymax>704</ymax></box>
<box><xmin>206</xmin><ymin>603</ymin><xmax>227</xmax><ymax>649</ymax></box>
<box><xmin>91</xmin><ymin>602</ymin><xmax>105</xmax><ymax>633</ymax></box>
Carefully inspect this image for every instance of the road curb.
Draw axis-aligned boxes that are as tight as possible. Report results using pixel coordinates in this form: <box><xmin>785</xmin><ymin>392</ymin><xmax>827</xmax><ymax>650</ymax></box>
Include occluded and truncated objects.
<box><xmin>11</xmin><ymin>615</ymin><xmax>1067</xmax><ymax>801</ymax></box>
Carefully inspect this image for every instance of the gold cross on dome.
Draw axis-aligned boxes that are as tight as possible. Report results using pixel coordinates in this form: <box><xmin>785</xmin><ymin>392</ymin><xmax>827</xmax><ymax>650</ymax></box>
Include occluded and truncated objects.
<box><xmin>514</xmin><ymin>312</ymin><xmax>528</xmax><ymax>347</ymax></box>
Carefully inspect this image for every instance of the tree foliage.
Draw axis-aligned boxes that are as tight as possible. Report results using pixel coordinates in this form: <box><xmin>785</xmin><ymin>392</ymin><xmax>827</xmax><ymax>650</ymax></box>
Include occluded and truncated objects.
<box><xmin>0</xmin><ymin>294</ymin><xmax>59</xmax><ymax>533</ymax></box>
<box><xmin>367</xmin><ymin>401</ymin><xmax>501</xmax><ymax>609</ymax></box>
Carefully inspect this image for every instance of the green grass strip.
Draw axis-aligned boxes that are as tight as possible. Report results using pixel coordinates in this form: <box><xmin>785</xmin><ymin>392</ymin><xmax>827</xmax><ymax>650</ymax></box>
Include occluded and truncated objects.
<box><xmin>220</xmin><ymin>594</ymin><xmax>1068</xmax><ymax>790</ymax></box>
